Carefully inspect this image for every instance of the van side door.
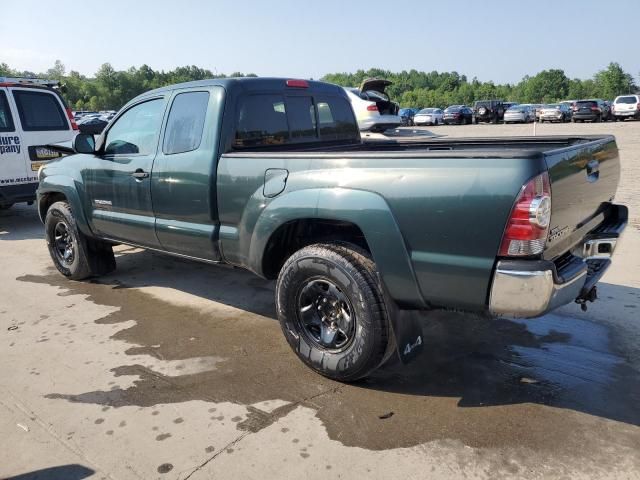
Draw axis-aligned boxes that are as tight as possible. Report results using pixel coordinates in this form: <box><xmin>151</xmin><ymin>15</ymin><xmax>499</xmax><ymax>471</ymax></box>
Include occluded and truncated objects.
<box><xmin>151</xmin><ymin>87</ymin><xmax>224</xmax><ymax>261</ymax></box>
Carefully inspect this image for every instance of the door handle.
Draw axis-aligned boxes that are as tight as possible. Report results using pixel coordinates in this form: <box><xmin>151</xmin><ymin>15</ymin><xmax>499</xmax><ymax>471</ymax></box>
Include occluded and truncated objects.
<box><xmin>131</xmin><ymin>169</ymin><xmax>149</xmax><ymax>180</ymax></box>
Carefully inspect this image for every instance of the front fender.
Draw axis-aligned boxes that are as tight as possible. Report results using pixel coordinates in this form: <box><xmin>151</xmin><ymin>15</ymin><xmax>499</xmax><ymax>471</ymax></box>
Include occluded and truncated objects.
<box><xmin>37</xmin><ymin>175</ymin><xmax>92</xmax><ymax>236</ymax></box>
<box><xmin>248</xmin><ymin>187</ymin><xmax>426</xmax><ymax>310</ymax></box>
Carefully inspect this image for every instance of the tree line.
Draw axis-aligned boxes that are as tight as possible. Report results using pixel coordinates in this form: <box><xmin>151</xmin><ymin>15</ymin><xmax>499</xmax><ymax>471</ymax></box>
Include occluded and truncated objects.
<box><xmin>0</xmin><ymin>60</ymin><xmax>637</xmax><ymax>111</ymax></box>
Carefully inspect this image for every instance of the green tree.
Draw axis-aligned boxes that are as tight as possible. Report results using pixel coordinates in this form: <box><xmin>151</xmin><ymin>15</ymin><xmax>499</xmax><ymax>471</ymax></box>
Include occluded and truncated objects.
<box><xmin>594</xmin><ymin>62</ymin><xmax>637</xmax><ymax>99</ymax></box>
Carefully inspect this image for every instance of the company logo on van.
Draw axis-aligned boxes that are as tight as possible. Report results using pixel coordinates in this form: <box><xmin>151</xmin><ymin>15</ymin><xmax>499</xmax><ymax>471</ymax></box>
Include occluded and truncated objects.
<box><xmin>0</xmin><ymin>135</ymin><xmax>21</xmax><ymax>155</ymax></box>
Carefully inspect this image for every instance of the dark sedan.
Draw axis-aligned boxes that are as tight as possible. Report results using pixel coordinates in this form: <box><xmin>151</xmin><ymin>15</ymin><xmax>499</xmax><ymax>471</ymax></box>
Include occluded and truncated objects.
<box><xmin>443</xmin><ymin>105</ymin><xmax>473</xmax><ymax>125</ymax></box>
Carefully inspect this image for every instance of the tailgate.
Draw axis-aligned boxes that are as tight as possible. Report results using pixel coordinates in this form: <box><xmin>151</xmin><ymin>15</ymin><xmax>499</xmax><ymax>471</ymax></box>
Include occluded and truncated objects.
<box><xmin>543</xmin><ymin>135</ymin><xmax>620</xmax><ymax>260</ymax></box>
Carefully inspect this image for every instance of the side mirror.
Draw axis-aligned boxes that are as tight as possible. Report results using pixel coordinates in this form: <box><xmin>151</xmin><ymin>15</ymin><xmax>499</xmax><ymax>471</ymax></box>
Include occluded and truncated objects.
<box><xmin>73</xmin><ymin>133</ymin><xmax>95</xmax><ymax>154</ymax></box>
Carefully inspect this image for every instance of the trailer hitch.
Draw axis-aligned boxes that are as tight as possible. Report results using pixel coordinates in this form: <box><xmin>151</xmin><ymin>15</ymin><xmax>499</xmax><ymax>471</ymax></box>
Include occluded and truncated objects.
<box><xmin>575</xmin><ymin>285</ymin><xmax>598</xmax><ymax>312</ymax></box>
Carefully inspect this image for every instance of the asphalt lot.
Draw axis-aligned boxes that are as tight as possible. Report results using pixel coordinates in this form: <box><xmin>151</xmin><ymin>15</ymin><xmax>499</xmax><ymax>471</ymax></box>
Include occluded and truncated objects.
<box><xmin>1</xmin><ymin>121</ymin><xmax>640</xmax><ymax>479</ymax></box>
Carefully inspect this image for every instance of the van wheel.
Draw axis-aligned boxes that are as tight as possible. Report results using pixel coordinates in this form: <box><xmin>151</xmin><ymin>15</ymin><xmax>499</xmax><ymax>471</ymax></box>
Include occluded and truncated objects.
<box><xmin>276</xmin><ymin>243</ymin><xmax>390</xmax><ymax>382</ymax></box>
<box><xmin>45</xmin><ymin>201</ymin><xmax>116</xmax><ymax>280</ymax></box>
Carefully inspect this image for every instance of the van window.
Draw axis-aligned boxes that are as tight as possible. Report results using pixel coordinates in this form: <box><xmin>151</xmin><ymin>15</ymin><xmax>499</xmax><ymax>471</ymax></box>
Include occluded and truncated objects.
<box><xmin>0</xmin><ymin>91</ymin><xmax>14</xmax><ymax>132</ymax></box>
<box><xmin>163</xmin><ymin>91</ymin><xmax>209</xmax><ymax>155</ymax></box>
<box><xmin>12</xmin><ymin>90</ymin><xmax>68</xmax><ymax>131</ymax></box>
<box><xmin>105</xmin><ymin>98</ymin><xmax>164</xmax><ymax>155</ymax></box>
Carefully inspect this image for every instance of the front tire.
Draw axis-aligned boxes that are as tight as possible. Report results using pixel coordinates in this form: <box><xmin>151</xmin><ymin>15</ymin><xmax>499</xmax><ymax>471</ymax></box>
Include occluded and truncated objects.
<box><xmin>276</xmin><ymin>243</ymin><xmax>390</xmax><ymax>382</ymax></box>
<box><xmin>45</xmin><ymin>201</ymin><xmax>116</xmax><ymax>280</ymax></box>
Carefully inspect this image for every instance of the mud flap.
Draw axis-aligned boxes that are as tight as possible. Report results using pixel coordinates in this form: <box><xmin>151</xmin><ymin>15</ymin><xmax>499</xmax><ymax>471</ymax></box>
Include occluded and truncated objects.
<box><xmin>381</xmin><ymin>283</ymin><xmax>425</xmax><ymax>365</ymax></box>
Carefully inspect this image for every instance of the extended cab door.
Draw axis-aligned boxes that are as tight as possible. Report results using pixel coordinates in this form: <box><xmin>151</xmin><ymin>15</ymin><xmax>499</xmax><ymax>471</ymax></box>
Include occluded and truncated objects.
<box><xmin>84</xmin><ymin>96</ymin><xmax>167</xmax><ymax>246</ymax></box>
<box><xmin>150</xmin><ymin>87</ymin><xmax>224</xmax><ymax>261</ymax></box>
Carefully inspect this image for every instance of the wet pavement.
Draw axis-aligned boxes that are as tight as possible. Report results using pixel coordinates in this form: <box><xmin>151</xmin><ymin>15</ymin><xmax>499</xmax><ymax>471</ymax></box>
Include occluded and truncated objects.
<box><xmin>2</xmin><ymin>122</ymin><xmax>640</xmax><ymax>479</ymax></box>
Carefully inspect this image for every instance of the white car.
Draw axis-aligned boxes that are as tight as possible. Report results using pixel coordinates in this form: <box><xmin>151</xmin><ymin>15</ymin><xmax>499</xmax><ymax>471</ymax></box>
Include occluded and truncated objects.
<box><xmin>343</xmin><ymin>79</ymin><xmax>402</xmax><ymax>132</ymax></box>
<box><xmin>613</xmin><ymin>94</ymin><xmax>640</xmax><ymax>121</ymax></box>
<box><xmin>413</xmin><ymin>108</ymin><xmax>444</xmax><ymax>126</ymax></box>
<box><xmin>0</xmin><ymin>77</ymin><xmax>77</xmax><ymax>209</ymax></box>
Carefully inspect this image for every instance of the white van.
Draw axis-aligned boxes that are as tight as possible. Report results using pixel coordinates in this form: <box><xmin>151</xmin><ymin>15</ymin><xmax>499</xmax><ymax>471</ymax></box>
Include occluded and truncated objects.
<box><xmin>0</xmin><ymin>77</ymin><xmax>77</xmax><ymax>209</ymax></box>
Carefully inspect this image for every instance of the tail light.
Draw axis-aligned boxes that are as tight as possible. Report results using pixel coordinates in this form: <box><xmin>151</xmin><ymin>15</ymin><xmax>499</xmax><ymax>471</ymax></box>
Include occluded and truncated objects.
<box><xmin>498</xmin><ymin>172</ymin><xmax>552</xmax><ymax>257</ymax></box>
<box><xmin>65</xmin><ymin>107</ymin><xmax>78</xmax><ymax>130</ymax></box>
<box><xmin>366</xmin><ymin>104</ymin><xmax>378</xmax><ymax>111</ymax></box>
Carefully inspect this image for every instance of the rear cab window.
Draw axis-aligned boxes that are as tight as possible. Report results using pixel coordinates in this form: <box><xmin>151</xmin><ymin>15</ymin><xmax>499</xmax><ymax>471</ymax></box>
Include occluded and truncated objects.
<box><xmin>12</xmin><ymin>89</ymin><xmax>69</xmax><ymax>131</ymax></box>
<box><xmin>234</xmin><ymin>94</ymin><xmax>358</xmax><ymax>148</ymax></box>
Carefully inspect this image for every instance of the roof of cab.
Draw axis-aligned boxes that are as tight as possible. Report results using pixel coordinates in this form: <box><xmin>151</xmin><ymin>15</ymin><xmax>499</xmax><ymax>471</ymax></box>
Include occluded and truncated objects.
<box><xmin>137</xmin><ymin>77</ymin><xmax>345</xmax><ymax>99</ymax></box>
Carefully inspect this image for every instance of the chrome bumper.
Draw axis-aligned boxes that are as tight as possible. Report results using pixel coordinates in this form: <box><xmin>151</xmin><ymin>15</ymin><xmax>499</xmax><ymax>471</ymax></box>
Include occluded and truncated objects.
<box><xmin>489</xmin><ymin>205</ymin><xmax>627</xmax><ymax>318</ymax></box>
<box><xmin>489</xmin><ymin>261</ymin><xmax>588</xmax><ymax>317</ymax></box>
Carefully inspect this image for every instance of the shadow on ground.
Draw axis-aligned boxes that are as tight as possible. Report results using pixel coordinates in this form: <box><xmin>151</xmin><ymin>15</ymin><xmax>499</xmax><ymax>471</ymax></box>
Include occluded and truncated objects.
<box><xmin>10</xmin><ymin>210</ymin><xmax>640</xmax><ymax>453</ymax></box>
<box><xmin>5</xmin><ymin>464</ymin><xmax>95</xmax><ymax>480</ymax></box>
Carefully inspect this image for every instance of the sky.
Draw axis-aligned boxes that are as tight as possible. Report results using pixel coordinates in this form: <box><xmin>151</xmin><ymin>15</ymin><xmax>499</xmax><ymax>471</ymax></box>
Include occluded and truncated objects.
<box><xmin>2</xmin><ymin>0</ymin><xmax>638</xmax><ymax>84</ymax></box>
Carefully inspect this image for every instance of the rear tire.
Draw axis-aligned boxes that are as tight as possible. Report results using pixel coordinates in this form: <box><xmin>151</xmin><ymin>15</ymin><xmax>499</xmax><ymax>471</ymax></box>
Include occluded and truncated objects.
<box><xmin>45</xmin><ymin>201</ymin><xmax>116</xmax><ymax>280</ymax></box>
<box><xmin>276</xmin><ymin>243</ymin><xmax>390</xmax><ymax>382</ymax></box>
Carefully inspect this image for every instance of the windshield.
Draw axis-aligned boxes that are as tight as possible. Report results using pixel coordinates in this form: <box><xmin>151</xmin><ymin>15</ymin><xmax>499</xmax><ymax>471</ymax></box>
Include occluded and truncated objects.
<box><xmin>545</xmin><ymin>104</ymin><xmax>560</xmax><ymax>109</ymax></box>
<box><xmin>418</xmin><ymin>108</ymin><xmax>437</xmax><ymax>114</ymax></box>
<box><xmin>445</xmin><ymin>107</ymin><xmax>461</xmax><ymax>112</ymax></box>
<box><xmin>507</xmin><ymin>106</ymin><xmax>524</xmax><ymax>112</ymax></box>
<box><xmin>616</xmin><ymin>96</ymin><xmax>638</xmax><ymax>104</ymax></box>
<box><xmin>576</xmin><ymin>101</ymin><xmax>597</xmax><ymax>107</ymax></box>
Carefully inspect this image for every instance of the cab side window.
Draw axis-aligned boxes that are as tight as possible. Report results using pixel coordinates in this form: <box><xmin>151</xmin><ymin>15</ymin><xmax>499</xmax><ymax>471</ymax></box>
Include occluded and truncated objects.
<box><xmin>163</xmin><ymin>92</ymin><xmax>209</xmax><ymax>155</ymax></box>
<box><xmin>105</xmin><ymin>99</ymin><xmax>164</xmax><ymax>155</ymax></box>
<box><xmin>0</xmin><ymin>91</ymin><xmax>14</xmax><ymax>132</ymax></box>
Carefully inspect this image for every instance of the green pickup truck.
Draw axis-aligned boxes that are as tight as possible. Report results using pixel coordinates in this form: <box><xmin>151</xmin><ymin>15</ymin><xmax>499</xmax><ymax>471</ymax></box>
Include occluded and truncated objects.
<box><xmin>37</xmin><ymin>78</ymin><xmax>627</xmax><ymax>381</ymax></box>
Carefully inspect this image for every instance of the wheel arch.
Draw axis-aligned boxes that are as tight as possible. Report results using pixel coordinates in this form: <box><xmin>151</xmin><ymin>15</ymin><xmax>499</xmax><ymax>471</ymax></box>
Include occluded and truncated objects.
<box><xmin>37</xmin><ymin>176</ymin><xmax>92</xmax><ymax>236</ymax></box>
<box><xmin>248</xmin><ymin>188</ymin><xmax>426</xmax><ymax>309</ymax></box>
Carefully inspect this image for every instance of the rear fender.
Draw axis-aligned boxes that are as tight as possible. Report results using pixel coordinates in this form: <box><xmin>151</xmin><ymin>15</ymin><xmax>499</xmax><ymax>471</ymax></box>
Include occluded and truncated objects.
<box><xmin>249</xmin><ymin>187</ymin><xmax>426</xmax><ymax>363</ymax></box>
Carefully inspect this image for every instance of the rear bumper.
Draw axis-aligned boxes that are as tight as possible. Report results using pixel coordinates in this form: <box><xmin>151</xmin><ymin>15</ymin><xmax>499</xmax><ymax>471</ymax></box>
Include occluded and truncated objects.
<box><xmin>573</xmin><ymin>113</ymin><xmax>599</xmax><ymax>120</ymax></box>
<box><xmin>489</xmin><ymin>204</ymin><xmax>627</xmax><ymax>318</ymax></box>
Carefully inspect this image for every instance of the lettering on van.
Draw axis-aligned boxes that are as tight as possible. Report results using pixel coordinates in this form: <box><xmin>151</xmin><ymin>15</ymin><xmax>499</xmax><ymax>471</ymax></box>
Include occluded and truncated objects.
<box><xmin>0</xmin><ymin>135</ymin><xmax>21</xmax><ymax>155</ymax></box>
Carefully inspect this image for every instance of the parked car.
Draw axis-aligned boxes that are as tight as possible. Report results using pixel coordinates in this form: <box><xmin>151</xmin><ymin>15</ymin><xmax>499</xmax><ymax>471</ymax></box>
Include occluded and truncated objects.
<box><xmin>443</xmin><ymin>105</ymin><xmax>473</xmax><ymax>125</ymax></box>
<box><xmin>38</xmin><ymin>77</ymin><xmax>627</xmax><ymax>382</ymax></box>
<box><xmin>77</xmin><ymin>116</ymin><xmax>109</xmax><ymax>135</ymax></box>
<box><xmin>571</xmin><ymin>99</ymin><xmax>606</xmax><ymax>122</ymax></box>
<box><xmin>558</xmin><ymin>101</ymin><xmax>576</xmax><ymax>120</ymax></box>
<box><xmin>503</xmin><ymin>102</ymin><xmax>519</xmax><ymax>111</ymax></box>
<box><xmin>612</xmin><ymin>94</ymin><xmax>640</xmax><ymax>121</ymax></box>
<box><xmin>538</xmin><ymin>103</ymin><xmax>572</xmax><ymax>123</ymax></box>
<box><xmin>504</xmin><ymin>104</ymin><xmax>535</xmax><ymax>123</ymax></box>
<box><xmin>413</xmin><ymin>108</ymin><xmax>444</xmax><ymax>126</ymax></box>
<box><xmin>531</xmin><ymin>104</ymin><xmax>544</xmax><ymax>122</ymax></box>
<box><xmin>602</xmin><ymin>101</ymin><xmax>614</xmax><ymax>121</ymax></box>
<box><xmin>344</xmin><ymin>79</ymin><xmax>401</xmax><ymax>132</ymax></box>
<box><xmin>399</xmin><ymin>108</ymin><xmax>419</xmax><ymax>126</ymax></box>
<box><xmin>0</xmin><ymin>76</ymin><xmax>77</xmax><ymax>209</ymax></box>
<box><xmin>473</xmin><ymin>100</ymin><xmax>506</xmax><ymax>124</ymax></box>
